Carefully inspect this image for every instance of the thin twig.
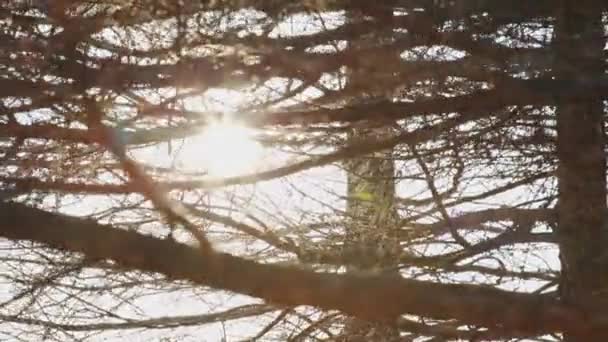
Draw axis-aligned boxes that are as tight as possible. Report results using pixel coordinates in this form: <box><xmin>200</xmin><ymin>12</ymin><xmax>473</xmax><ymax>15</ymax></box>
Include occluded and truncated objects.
<box><xmin>89</xmin><ymin>101</ymin><xmax>212</xmax><ymax>254</ymax></box>
<box><xmin>410</xmin><ymin>144</ymin><xmax>471</xmax><ymax>248</ymax></box>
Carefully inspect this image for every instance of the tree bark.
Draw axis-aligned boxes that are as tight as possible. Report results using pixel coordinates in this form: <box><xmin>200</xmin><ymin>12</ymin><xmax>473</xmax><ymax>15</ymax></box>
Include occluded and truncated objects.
<box><xmin>554</xmin><ymin>1</ymin><xmax>608</xmax><ymax>340</ymax></box>
<box><xmin>340</xmin><ymin>3</ymin><xmax>403</xmax><ymax>340</ymax></box>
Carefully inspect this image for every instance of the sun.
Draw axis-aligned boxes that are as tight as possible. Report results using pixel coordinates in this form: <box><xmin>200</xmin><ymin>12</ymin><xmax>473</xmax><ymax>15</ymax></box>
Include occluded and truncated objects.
<box><xmin>191</xmin><ymin>119</ymin><xmax>263</xmax><ymax>177</ymax></box>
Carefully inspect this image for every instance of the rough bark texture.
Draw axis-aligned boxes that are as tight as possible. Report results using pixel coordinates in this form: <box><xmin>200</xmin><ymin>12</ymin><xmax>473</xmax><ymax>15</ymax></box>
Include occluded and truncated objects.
<box><xmin>345</xmin><ymin>127</ymin><xmax>399</xmax><ymax>271</ymax></box>
<box><xmin>340</xmin><ymin>4</ymin><xmax>402</xmax><ymax>340</ymax></box>
<box><xmin>343</xmin><ymin>127</ymin><xmax>401</xmax><ymax>340</ymax></box>
<box><xmin>554</xmin><ymin>1</ymin><xmax>608</xmax><ymax>340</ymax></box>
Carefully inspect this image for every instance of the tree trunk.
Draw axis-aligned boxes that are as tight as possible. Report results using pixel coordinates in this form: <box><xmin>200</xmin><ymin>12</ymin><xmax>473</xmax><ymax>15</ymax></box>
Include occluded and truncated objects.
<box><xmin>339</xmin><ymin>4</ymin><xmax>402</xmax><ymax>341</ymax></box>
<box><xmin>554</xmin><ymin>1</ymin><xmax>607</xmax><ymax>340</ymax></box>
<box><xmin>342</xmin><ymin>128</ymin><xmax>400</xmax><ymax>342</ymax></box>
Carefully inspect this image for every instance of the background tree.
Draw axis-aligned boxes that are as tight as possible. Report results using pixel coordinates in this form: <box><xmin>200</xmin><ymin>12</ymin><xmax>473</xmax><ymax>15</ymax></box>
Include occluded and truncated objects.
<box><xmin>0</xmin><ymin>0</ymin><xmax>607</xmax><ymax>341</ymax></box>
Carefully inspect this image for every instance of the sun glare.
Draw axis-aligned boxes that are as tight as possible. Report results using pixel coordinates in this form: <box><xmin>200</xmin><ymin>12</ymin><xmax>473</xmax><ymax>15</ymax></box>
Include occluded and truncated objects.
<box><xmin>192</xmin><ymin>119</ymin><xmax>263</xmax><ymax>177</ymax></box>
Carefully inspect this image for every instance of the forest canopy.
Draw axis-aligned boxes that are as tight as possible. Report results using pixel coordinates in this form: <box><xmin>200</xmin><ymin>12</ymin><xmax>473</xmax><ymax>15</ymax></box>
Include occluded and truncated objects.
<box><xmin>0</xmin><ymin>1</ymin><xmax>607</xmax><ymax>341</ymax></box>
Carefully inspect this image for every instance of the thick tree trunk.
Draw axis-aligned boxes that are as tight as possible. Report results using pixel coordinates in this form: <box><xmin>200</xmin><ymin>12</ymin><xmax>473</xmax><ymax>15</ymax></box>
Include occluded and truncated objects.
<box><xmin>343</xmin><ymin>126</ymin><xmax>400</xmax><ymax>342</ymax></box>
<box><xmin>345</xmin><ymin>127</ymin><xmax>399</xmax><ymax>270</ymax></box>
<box><xmin>554</xmin><ymin>1</ymin><xmax>607</xmax><ymax>340</ymax></box>
<box><xmin>339</xmin><ymin>4</ymin><xmax>402</xmax><ymax>341</ymax></box>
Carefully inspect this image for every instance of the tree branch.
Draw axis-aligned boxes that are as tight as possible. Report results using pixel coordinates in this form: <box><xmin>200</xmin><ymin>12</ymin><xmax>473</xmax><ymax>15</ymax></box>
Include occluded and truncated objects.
<box><xmin>0</xmin><ymin>202</ymin><xmax>597</xmax><ymax>336</ymax></box>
